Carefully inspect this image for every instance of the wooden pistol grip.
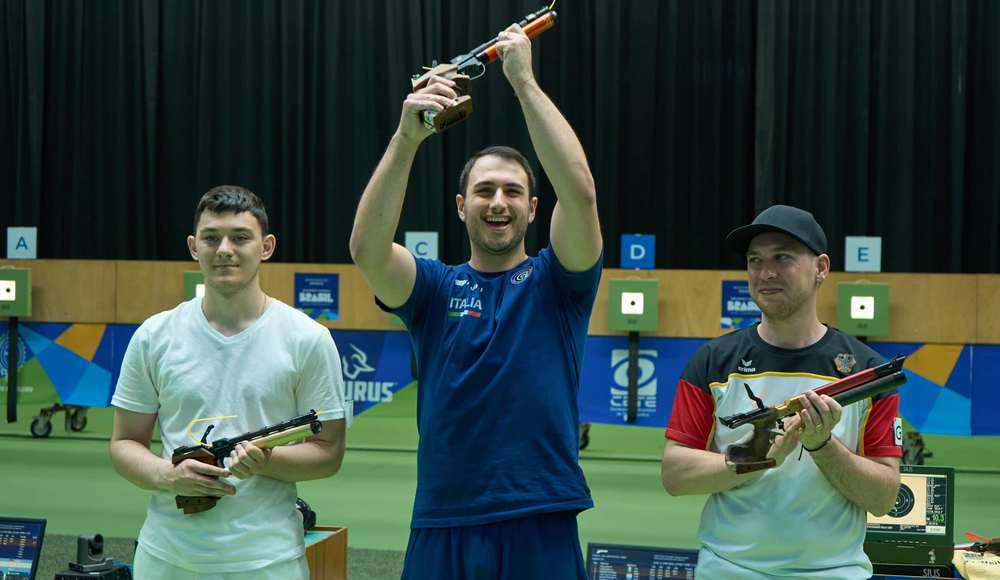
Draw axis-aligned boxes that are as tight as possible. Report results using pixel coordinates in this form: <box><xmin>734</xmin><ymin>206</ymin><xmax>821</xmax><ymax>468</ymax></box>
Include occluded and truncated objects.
<box><xmin>423</xmin><ymin>96</ymin><xmax>473</xmax><ymax>133</ymax></box>
<box><xmin>412</xmin><ymin>64</ymin><xmax>470</xmax><ymax>95</ymax></box>
<box><xmin>725</xmin><ymin>421</ymin><xmax>778</xmax><ymax>473</ymax></box>
<box><xmin>412</xmin><ymin>64</ymin><xmax>473</xmax><ymax>133</ymax></box>
<box><xmin>172</xmin><ymin>452</ymin><xmax>223</xmax><ymax>515</ymax></box>
<box><xmin>176</xmin><ymin>495</ymin><xmax>219</xmax><ymax>514</ymax></box>
<box><xmin>727</xmin><ymin>458</ymin><xmax>777</xmax><ymax>474</ymax></box>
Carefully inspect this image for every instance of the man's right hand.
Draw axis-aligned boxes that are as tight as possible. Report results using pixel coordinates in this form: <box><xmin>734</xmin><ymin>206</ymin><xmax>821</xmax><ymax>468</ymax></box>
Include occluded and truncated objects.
<box><xmin>161</xmin><ymin>459</ymin><xmax>236</xmax><ymax>497</ymax></box>
<box><xmin>767</xmin><ymin>415</ymin><xmax>804</xmax><ymax>467</ymax></box>
<box><xmin>398</xmin><ymin>75</ymin><xmax>461</xmax><ymax>143</ymax></box>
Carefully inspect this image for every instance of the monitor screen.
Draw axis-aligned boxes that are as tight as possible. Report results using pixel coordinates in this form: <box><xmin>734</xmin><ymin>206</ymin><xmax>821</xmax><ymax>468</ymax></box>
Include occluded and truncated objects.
<box><xmin>0</xmin><ymin>517</ymin><xmax>46</xmax><ymax>580</ymax></box>
<box><xmin>867</xmin><ymin>471</ymin><xmax>949</xmax><ymax>535</ymax></box>
<box><xmin>586</xmin><ymin>543</ymin><xmax>698</xmax><ymax>580</ymax></box>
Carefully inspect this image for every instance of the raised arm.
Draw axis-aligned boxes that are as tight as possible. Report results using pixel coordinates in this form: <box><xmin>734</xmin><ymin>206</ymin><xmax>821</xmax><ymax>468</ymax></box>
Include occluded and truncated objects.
<box><xmin>349</xmin><ymin>77</ymin><xmax>459</xmax><ymax>307</ymax></box>
<box><xmin>496</xmin><ymin>24</ymin><xmax>601</xmax><ymax>272</ymax></box>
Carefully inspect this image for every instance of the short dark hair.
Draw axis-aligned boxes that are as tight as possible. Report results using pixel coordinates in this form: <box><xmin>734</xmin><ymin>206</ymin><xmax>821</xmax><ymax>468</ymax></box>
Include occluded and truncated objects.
<box><xmin>458</xmin><ymin>146</ymin><xmax>537</xmax><ymax>197</ymax></box>
<box><xmin>193</xmin><ymin>185</ymin><xmax>269</xmax><ymax>236</ymax></box>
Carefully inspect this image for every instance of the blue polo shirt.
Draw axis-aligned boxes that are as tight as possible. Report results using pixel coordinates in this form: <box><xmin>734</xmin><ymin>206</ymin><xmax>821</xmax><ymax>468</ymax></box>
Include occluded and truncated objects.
<box><xmin>382</xmin><ymin>246</ymin><xmax>602</xmax><ymax>528</ymax></box>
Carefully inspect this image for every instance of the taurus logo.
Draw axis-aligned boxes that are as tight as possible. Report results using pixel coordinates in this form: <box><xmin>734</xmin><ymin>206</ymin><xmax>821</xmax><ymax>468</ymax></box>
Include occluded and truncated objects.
<box><xmin>342</xmin><ymin>344</ymin><xmax>375</xmax><ymax>380</ymax></box>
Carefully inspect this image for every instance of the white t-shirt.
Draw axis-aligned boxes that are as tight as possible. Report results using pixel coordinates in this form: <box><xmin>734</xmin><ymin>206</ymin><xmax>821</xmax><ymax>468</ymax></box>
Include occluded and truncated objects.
<box><xmin>111</xmin><ymin>297</ymin><xmax>346</xmax><ymax>573</ymax></box>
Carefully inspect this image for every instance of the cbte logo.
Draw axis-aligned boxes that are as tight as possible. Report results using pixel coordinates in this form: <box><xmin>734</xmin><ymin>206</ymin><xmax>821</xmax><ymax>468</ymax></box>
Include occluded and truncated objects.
<box><xmin>609</xmin><ymin>348</ymin><xmax>658</xmax><ymax>418</ymax></box>
<box><xmin>342</xmin><ymin>343</ymin><xmax>395</xmax><ymax>403</ymax></box>
<box><xmin>0</xmin><ymin>333</ymin><xmax>27</xmax><ymax>378</ymax></box>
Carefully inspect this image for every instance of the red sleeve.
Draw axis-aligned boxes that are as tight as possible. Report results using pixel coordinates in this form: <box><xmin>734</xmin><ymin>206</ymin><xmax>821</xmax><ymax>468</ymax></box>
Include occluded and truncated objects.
<box><xmin>665</xmin><ymin>379</ymin><xmax>716</xmax><ymax>449</ymax></box>
<box><xmin>862</xmin><ymin>393</ymin><xmax>903</xmax><ymax>457</ymax></box>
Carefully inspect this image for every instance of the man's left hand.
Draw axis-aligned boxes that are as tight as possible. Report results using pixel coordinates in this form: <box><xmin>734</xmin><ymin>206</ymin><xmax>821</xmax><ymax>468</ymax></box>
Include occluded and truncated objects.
<box><xmin>495</xmin><ymin>23</ymin><xmax>535</xmax><ymax>88</ymax></box>
<box><xmin>227</xmin><ymin>441</ymin><xmax>272</xmax><ymax>480</ymax></box>
<box><xmin>798</xmin><ymin>390</ymin><xmax>842</xmax><ymax>450</ymax></box>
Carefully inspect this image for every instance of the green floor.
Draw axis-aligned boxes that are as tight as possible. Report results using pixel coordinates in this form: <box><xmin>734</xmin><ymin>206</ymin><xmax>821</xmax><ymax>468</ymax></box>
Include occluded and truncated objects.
<box><xmin>2</xmin><ymin>384</ymin><xmax>999</xmax><ymax>577</ymax></box>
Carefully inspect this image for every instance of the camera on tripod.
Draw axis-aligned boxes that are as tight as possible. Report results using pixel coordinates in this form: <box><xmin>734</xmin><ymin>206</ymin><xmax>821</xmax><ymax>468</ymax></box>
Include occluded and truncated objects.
<box><xmin>54</xmin><ymin>534</ymin><xmax>132</xmax><ymax>579</ymax></box>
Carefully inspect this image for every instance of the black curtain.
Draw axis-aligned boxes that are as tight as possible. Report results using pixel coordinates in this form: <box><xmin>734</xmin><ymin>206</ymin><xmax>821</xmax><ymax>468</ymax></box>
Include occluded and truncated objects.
<box><xmin>756</xmin><ymin>0</ymin><xmax>999</xmax><ymax>272</ymax></box>
<box><xmin>2</xmin><ymin>0</ymin><xmax>998</xmax><ymax>272</ymax></box>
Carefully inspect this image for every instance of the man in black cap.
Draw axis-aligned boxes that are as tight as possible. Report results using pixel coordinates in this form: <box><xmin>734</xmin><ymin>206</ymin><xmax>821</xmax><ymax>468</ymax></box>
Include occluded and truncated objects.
<box><xmin>660</xmin><ymin>205</ymin><xmax>902</xmax><ymax>579</ymax></box>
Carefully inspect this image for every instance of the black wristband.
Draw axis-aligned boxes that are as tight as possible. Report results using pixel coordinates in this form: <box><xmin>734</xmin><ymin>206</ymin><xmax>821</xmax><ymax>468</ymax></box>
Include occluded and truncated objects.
<box><xmin>802</xmin><ymin>435</ymin><xmax>832</xmax><ymax>453</ymax></box>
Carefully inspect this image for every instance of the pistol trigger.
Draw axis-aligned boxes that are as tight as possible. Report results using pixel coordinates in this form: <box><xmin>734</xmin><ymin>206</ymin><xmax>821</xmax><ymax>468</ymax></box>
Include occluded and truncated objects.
<box><xmin>200</xmin><ymin>424</ymin><xmax>215</xmax><ymax>445</ymax></box>
<box><xmin>744</xmin><ymin>383</ymin><xmax>765</xmax><ymax>410</ymax></box>
<box><xmin>777</xmin><ymin>418</ymin><xmax>785</xmax><ymax>432</ymax></box>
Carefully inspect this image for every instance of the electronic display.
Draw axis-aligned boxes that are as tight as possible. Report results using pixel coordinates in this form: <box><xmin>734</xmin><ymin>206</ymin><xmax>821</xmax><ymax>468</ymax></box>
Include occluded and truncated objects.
<box><xmin>868</xmin><ymin>473</ymin><xmax>949</xmax><ymax>535</ymax></box>
<box><xmin>0</xmin><ymin>518</ymin><xmax>46</xmax><ymax>580</ymax></box>
<box><xmin>587</xmin><ymin>543</ymin><xmax>697</xmax><ymax>580</ymax></box>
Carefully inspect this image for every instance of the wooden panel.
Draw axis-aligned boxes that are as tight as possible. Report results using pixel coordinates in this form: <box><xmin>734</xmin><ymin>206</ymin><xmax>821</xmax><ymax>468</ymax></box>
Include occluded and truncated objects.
<box><xmin>594</xmin><ymin>270</ymin><xmax>979</xmax><ymax>343</ymax></box>
<box><xmin>663</xmin><ymin>270</ymin><xmax>746</xmax><ymax>338</ymax></box>
<box><xmin>115</xmin><ymin>261</ymin><xmax>397</xmax><ymax>329</ymax></box>
<box><xmin>4</xmin><ymin>260</ymin><xmax>993</xmax><ymax>344</ymax></box>
<box><xmin>115</xmin><ymin>261</ymin><xmax>197</xmax><ymax>323</ymax></box>
<box><xmin>818</xmin><ymin>273</ymin><xmax>978</xmax><ymax>344</ymax></box>
<box><xmin>305</xmin><ymin>526</ymin><xmax>347</xmax><ymax>580</ymax></box>
<box><xmin>590</xmin><ymin>269</ymin><xmax>743</xmax><ymax>338</ymax></box>
<box><xmin>977</xmin><ymin>275</ymin><xmax>1000</xmax><ymax>344</ymax></box>
<box><xmin>260</xmin><ymin>263</ymin><xmax>396</xmax><ymax>330</ymax></box>
<box><xmin>0</xmin><ymin>259</ymin><xmax>116</xmax><ymax>322</ymax></box>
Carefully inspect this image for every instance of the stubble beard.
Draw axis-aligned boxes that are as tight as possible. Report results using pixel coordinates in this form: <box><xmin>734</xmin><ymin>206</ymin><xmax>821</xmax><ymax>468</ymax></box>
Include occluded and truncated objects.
<box><xmin>754</xmin><ymin>286</ymin><xmax>810</xmax><ymax>322</ymax></box>
<box><xmin>468</xmin><ymin>219</ymin><xmax>527</xmax><ymax>257</ymax></box>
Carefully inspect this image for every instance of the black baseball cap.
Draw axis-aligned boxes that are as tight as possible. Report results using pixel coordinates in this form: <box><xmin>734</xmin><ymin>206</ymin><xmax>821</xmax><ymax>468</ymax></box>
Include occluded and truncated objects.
<box><xmin>725</xmin><ymin>205</ymin><xmax>827</xmax><ymax>255</ymax></box>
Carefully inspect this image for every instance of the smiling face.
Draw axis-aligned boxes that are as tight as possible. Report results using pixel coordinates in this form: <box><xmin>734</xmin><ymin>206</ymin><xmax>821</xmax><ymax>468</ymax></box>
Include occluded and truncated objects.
<box><xmin>187</xmin><ymin>210</ymin><xmax>275</xmax><ymax>295</ymax></box>
<box><xmin>456</xmin><ymin>154</ymin><xmax>538</xmax><ymax>261</ymax></box>
<box><xmin>746</xmin><ymin>231</ymin><xmax>829</xmax><ymax>321</ymax></box>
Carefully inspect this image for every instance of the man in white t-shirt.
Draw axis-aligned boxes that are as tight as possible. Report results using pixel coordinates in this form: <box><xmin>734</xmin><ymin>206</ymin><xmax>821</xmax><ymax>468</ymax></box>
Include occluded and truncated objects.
<box><xmin>110</xmin><ymin>185</ymin><xmax>347</xmax><ymax>579</ymax></box>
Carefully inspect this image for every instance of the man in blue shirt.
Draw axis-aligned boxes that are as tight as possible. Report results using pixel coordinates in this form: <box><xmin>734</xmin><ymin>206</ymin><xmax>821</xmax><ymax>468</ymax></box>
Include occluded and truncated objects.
<box><xmin>350</xmin><ymin>23</ymin><xmax>602</xmax><ymax>580</ymax></box>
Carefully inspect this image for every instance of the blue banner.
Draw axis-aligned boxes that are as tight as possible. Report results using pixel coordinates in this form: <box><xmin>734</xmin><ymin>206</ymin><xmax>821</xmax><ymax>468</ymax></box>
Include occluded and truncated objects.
<box><xmin>721</xmin><ymin>280</ymin><xmax>760</xmax><ymax>330</ymax></box>
<box><xmin>4</xmin><ymin>321</ymin><xmax>998</xmax><ymax>436</ymax></box>
<box><xmin>0</xmin><ymin>322</ymin><xmax>123</xmax><ymax>407</ymax></box>
<box><xmin>867</xmin><ymin>343</ymin><xmax>1000</xmax><ymax>436</ymax></box>
<box><xmin>330</xmin><ymin>330</ymin><xmax>414</xmax><ymax>415</ymax></box>
<box><xmin>578</xmin><ymin>336</ymin><xmax>703</xmax><ymax>427</ymax></box>
<box><xmin>578</xmin><ymin>337</ymin><xmax>1000</xmax><ymax>436</ymax></box>
<box><xmin>294</xmin><ymin>273</ymin><xmax>340</xmax><ymax>321</ymax></box>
